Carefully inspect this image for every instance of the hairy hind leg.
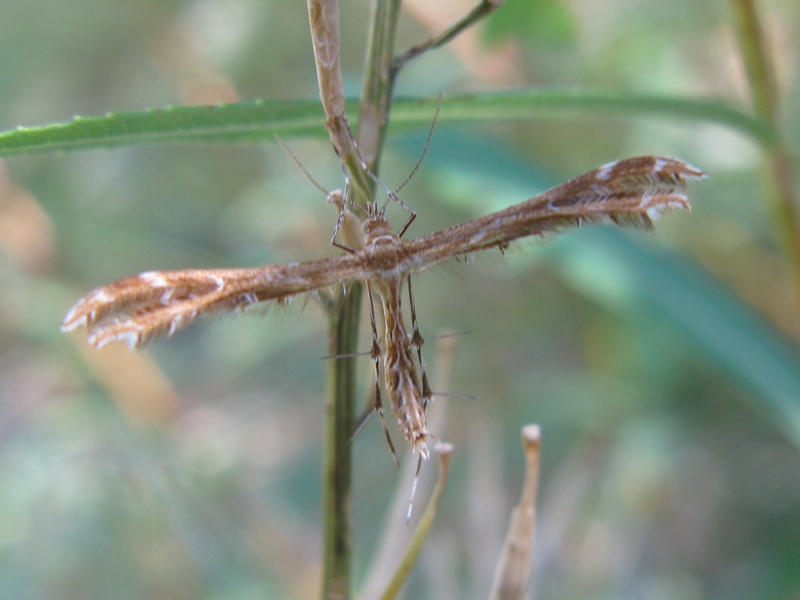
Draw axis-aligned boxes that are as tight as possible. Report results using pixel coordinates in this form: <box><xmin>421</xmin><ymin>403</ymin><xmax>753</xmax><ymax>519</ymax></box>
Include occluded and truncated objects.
<box><xmin>406</xmin><ymin>276</ymin><xmax>433</xmax><ymax>407</ymax></box>
<box><xmin>365</xmin><ymin>284</ymin><xmax>398</xmax><ymax>464</ymax></box>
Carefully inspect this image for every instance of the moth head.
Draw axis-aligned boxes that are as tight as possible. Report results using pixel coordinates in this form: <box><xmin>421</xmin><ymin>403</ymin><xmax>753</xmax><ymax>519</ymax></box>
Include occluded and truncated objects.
<box><xmin>362</xmin><ymin>213</ymin><xmax>394</xmax><ymax>242</ymax></box>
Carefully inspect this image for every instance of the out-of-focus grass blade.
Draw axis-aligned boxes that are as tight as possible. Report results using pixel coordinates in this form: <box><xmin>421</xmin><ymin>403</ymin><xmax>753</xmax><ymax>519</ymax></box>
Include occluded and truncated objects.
<box><xmin>549</xmin><ymin>228</ymin><xmax>800</xmax><ymax>448</ymax></box>
<box><xmin>0</xmin><ymin>91</ymin><xmax>769</xmax><ymax>156</ymax></box>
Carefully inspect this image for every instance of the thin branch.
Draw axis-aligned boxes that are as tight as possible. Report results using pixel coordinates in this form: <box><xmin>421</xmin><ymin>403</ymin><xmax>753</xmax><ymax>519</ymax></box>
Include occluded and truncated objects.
<box><xmin>392</xmin><ymin>0</ymin><xmax>505</xmax><ymax>72</ymax></box>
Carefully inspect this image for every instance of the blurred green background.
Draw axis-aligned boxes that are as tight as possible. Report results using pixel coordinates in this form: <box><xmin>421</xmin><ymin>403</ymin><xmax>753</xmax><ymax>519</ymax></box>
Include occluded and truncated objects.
<box><xmin>1</xmin><ymin>0</ymin><xmax>800</xmax><ymax>598</ymax></box>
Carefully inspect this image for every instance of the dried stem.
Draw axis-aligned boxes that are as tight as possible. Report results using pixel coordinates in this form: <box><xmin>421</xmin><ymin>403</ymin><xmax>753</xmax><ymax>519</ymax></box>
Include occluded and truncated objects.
<box><xmin>307</xmin><ymin>0</ymin><xmax>346</xmax><ymax>130</ymax></box>
<box><xmin>307</xmin><ymin>0</ymin><xmax>372</xmax><ymax>206</ymax></box>
<box><xmin>392</xmin><ymin>0</ymin><xmax>505</xmax><ymax>72</ymax></box>
<box><xmin>489</xmin><ymin>425</ymin><xmax>541</xmax><ymax>600</ymax></box>
<box><xmin>379</xmin><ymin>444</ymin><xmax>455</xmax><ymax>600</ymax></box>
<box><xmin>730</xmin><ymin>0</ymin><xmax>800</xmax><ymax>310</ymax></box>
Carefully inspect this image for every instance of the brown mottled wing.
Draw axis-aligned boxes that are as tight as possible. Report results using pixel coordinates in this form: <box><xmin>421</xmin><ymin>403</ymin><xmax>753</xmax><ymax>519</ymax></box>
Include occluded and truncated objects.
<box><xmin>61</xmin><ymin>254</ymin><xmax>369</xmax><ymax>348</ymax></box>
<box><xmin>401</xmin><ymin>156</ymin><xmax>705</xmax><ymax>272</ymax></box>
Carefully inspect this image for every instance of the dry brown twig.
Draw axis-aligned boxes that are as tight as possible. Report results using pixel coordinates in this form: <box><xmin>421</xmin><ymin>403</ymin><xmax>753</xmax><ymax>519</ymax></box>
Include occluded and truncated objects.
<box><xmin>489</xmin><ymin>425</ymin><xmax>542</xmax><ymax>600</ymax></box>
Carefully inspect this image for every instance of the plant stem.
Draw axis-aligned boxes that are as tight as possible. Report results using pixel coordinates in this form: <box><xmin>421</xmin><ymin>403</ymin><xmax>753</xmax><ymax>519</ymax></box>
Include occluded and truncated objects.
<box><xmin>730</xmin><ymin>0</ymin><xmax>800</xmax><ymax>309</ymax></box>
<box><xmin>489</xmin><ymin>425</ymin><xmax>541</xmax><ymax>600</ymax></box>
<box><xmin>356</xmin><ymin>0</ymin><xmax>403</xmax><ymax>172</ymax></box>
<box><xmin>322</xmin><ymin>285</ymin><xmax>361</xmax><ymax>600</ymax></box>
<box><xmin>379</xmin><ymin>445</ymin><xmax>454</xmax><ymax>600</ymax></box>
<box><xmin>730</xmin><ymin>0</ymin><xmax>777</xmax><ymax>126</ymax></box>
<box><xmin>310</xmin><ymin>0</ymin><xmax>406</xmax><ymax>595</ymax></box>
<box><xmin>306</xmin><ymin>1</ymin><xmax>361</xmax><ymax>597</ymax></box>
<box><xmin>307</xmin><ymin>0</ymin><xmax>372</xmax><ymax>206</ymax></box>
<box><xmin>312</xmin><ymin>1</ymin><xmax>511</xmax><ymax>595</ymax></box>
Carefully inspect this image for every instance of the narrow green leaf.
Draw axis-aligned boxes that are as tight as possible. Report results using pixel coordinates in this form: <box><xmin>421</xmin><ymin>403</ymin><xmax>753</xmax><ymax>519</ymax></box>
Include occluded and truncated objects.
<box><xmin>0</xmin><ymin>91</ymin><xmax>770</xmax><ymax>157</ymax></box>
<box><xmin>0</xmin><ymin>99</ymin><xmax>328</xmax><ymax>155</ymax></box>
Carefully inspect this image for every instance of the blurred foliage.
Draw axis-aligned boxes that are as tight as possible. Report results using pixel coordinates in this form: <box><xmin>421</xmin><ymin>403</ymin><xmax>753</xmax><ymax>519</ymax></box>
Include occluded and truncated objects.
<box><xmin>483</xmin><ymin>0</ymin><xmax>576</xmax><ymax>46</ymax></box>
<box><xmin>1</xmin><ymin>0</ymin><xmax>799</xmax><ymax>599</ymax></box>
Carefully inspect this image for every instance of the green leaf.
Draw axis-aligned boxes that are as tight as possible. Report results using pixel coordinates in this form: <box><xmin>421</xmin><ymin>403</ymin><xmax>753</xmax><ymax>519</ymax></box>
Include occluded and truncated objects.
<box><xmin>0</xmin><ymin>91</ymin><xmax>771</xmax><ymax>157</ymax></box>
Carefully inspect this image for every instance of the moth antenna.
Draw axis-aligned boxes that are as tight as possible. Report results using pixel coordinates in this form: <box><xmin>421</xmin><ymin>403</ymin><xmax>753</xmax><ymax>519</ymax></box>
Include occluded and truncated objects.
<box><xmin>354</xmin><ymin>151</ymin><xmax>417</xmax><ymax>235</ymax></box>
<box><xmin>385</xmin><ymin>95</ymin><xmax>442</xmax><ymax>236</ymax></box>
<box><xmin>395</xmin><ymin>93</ymin><xmax>442</xmax><ymax>195</ymax></box>
<box><xmin>361</xmin><ymin>94</ymin><xmax>442</xmax><ymax>237</ymax></box>
<box><xmin>275</xmin><ymin>135</ymin><xmax>363</xmax><ymax>250</ymax></box>
<box><xmin>345</xmin><ymin>119</ymin><xmax>417</xmax><ymax>230</ymax></box>
<box><xmin>274</xmin><ymin>135</ymin><xmax>330</xmax><ymax>196</ymax></box>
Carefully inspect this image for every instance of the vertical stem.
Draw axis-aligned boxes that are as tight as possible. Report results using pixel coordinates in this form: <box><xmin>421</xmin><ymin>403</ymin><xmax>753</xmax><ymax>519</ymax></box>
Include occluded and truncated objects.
<box><xmin>357</xmin><ymin>0</ymin><xmax>403</xmax><ymax>171</ymax></box>
<box><xmin>310</xmin><ymin>0</ymin><xmax>452</xmax><ymax>595</ymax></box>
<box><xmin>730</xmin><ymin>0</ymin><xmax>800</xmax><ymax>307</ymax></box>
<box><xmin>322</xmin><ymin>285</ymin><xmax>362</xmax><ymax>600</ymax></box>
<box><xmin>318</xmin><ymin>2</ymin><xmax>403</xmax><ymax>596</ymax></box>
<box><xmin>730</xmin><ymin>0</ymin><xmax>777</xmax><ymax>126</ymax></box>
<box><xmin>307</xmin><ymin>0</ymin><xmax>347</xmax><ymax>127</ymax></box>
<box><xmin>489</xmin><ymin>425</ymin><xmax>541</xmax><ymax>600</ymax></box>
<box><xmin>307</xmin><ymin>0</ymin><xmax>373</xmax><ymax>206</ymax></box>
<box><xmin>306</xmin><ymin>1</ymin><xmax>362</xmax><ymax>597</ymax></box>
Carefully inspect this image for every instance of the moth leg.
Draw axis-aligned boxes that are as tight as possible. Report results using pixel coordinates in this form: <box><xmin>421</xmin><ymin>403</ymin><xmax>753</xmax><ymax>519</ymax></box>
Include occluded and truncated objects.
<box><xmin>406</xmin><ymin>276</ymin><xmax>433</xmax><ymax>407</ymax></box>
<box><xmin>329</xmin><ymin>185</ymin><xmax>352</xmax><ymax>251</ymax></box>
<box><xmin>328</xmin><ymin>184</ymin><xmax>366</xmax><ymax>254</ymax></box>
<box><xmin>366</xmin><ymin>284</ymin><xmax>399</xmax><ymax>464</ymax></box>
